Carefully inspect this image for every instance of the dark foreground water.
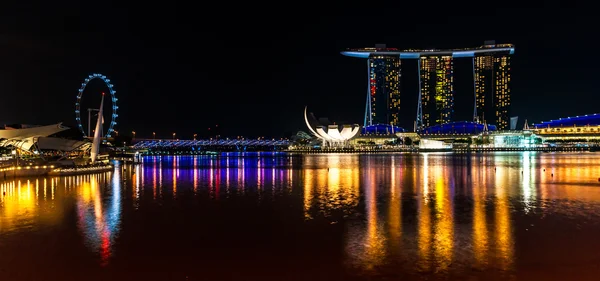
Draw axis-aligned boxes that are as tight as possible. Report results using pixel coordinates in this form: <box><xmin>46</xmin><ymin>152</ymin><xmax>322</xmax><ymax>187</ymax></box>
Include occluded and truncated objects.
<box><xmin>2</xmin><ymin>152</ymin><xmax>600</xmax><ymax>280</ymax></box>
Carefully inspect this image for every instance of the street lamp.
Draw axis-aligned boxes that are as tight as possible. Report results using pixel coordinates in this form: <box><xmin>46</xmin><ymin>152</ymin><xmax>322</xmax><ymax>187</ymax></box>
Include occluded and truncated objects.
<box><xmin>153</xmin><ymin>132</ymin><xmax>156</xmax><ymax>139</ymax></box>
<box><xmin>193</xmin><ymin>134</ymin><xmax>197</xmax><ymax>140</ymax></box>
<box><xmin>172</xmin><ymin>132</ymin><xmax>176</xmax><ymax>140</ymax></box>
<box><xmin>132</xmin><ymin>131</ymin><xmax>136</xmax><ymax>139</ymax></box>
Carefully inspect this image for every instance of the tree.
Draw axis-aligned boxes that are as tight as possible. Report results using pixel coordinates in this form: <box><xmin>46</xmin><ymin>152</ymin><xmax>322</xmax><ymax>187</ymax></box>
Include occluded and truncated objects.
<box><xmin>404</xmin><ymin>137</ymin><xmax>413</xmax><ymax>146</ymax></box>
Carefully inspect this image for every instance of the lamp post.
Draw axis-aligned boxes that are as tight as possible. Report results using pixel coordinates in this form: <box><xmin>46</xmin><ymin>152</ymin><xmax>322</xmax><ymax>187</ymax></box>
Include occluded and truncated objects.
<box><xmin>153</xmin><ymin>132</ymin><xmax>156</xmax><ymax>139</ymax></box>
<box><xmin>193</xmin><ymin>134</ymin><xmax>197</xmax><ymax>140</ymax></box>
<box><xmin>132</xmin><ymin>131</ymin><xmax>136</xmax><ymax>139</ymax></box>
<box><xmin>172</xmin><ymin>133</ymin><xmax>176</xmax><ymax>140</ymax></box>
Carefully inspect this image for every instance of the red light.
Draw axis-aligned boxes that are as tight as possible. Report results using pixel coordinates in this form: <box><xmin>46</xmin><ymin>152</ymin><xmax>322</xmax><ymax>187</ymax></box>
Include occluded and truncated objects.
<box><xmin>102</xmin><ymin>92</ymin><xmax>105</xmax><ymax>96</ymax></box>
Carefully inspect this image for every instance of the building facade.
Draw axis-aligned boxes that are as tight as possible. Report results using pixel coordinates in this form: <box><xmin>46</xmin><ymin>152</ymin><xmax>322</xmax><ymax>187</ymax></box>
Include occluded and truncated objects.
<box><xmin>494</xmin><ymin>54</ymin><xmax>511</xmax><ymax>130</ymax></box>
<box><xmin>474</xmin><ymin>55</ymin><xmax>494</xmax><ymax>123</ymax></box>
<box><xmin>420</xmin><ymin>56</ymin><xmax>454</xmax><ymax>127</ymax></box>
<box><xmin>474</xmin><ymin>42</ymin><xmax>512</xmax><ymax>130</ymax></box>
<box><xmin>368</xmin><ymin>52</ymin><xmax>401</xmax><ymax>127</ymax></box>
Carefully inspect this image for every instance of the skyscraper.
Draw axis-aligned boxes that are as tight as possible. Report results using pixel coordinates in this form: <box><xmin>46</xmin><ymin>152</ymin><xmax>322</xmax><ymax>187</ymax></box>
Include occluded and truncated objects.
<box><xmin>419</xmin><ymin>57</ymin><xmax>435</xmax><ymax>128</ymax></box>
<box><xmin>367</xmin><ymin>50</ymin><xmax>401</xmax><ymax>126</ymax></box>
<box><xmin>494</xmin><ymin>54</ymin><xmax>511</xmax><ymax>130</ymax></box>
<box><xmin>474</xmin><ymin>55</ymin><xmax>494</xmax><ymax>123</ymax></box>
<box><xmin>419</xmin><ymin>56</ymin><xmax>454</xmax><ymax>127</ymax></box>
<box><xmin>474</xmin><ymin>41</ymin><xmax>512</xmax><ymax>130</ymax></box>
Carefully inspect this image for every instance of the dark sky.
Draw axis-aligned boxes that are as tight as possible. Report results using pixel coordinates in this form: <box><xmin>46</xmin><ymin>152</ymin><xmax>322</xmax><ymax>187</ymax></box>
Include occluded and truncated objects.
<box><xmin>1</xmin><ymin>1</ymin><xmax>597</xmax><ymax>139</ymax></box>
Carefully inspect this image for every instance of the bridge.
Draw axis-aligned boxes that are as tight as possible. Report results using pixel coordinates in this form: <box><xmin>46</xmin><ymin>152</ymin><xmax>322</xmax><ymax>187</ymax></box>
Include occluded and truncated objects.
<box><xmin>131</xmin><ymin>139</ymin><xmax>291</xmax><ymax>151</ymax></box>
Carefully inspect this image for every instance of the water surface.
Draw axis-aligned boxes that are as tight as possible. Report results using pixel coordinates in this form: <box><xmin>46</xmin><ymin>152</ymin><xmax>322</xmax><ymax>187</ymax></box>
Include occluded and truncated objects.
<box><xmin>2</xmin><ymin>152</ymin><xmax>600</xmax><ymax>280</ymax></box>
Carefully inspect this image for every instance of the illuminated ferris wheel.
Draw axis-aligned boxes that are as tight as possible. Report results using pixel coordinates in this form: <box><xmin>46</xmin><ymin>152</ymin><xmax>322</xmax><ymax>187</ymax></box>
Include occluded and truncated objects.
<box><xmin>75</xmin><ymin>73</ymin><xmax>118</xmax><ymax>138</ymax></box>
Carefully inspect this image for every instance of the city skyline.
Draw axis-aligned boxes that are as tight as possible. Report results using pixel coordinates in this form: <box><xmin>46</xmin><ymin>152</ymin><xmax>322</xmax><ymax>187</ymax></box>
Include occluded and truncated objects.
<box><xmin>4</xmin><ymin>3</ymin><xmax>600</xmax><ymax>281</ymax></box>
<box><xmin>1</xmin><ymin>2</ymin><xmax>598</xmax><ymax>138</ymax></box>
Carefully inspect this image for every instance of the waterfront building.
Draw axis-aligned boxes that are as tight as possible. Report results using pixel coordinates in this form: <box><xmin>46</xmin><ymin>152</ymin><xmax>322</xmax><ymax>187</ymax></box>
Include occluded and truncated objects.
<box><xmin>341</xmin><ymin>41</ymin><xmax>514</xmax><ymax>131</ymax></box>
<box><xmin>488</xmin><ymin>131</ymin><xmax>541</xmax><ymax>148</ymax></box>
<box><xmin>532</xmin><ymin>113</ymin><xmax>600</xmax><ymax>142</ymax></box>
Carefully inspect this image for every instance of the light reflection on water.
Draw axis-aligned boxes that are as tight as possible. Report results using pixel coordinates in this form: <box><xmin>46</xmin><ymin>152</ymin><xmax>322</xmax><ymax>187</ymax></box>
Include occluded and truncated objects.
<box><xmin>1</xmin><ymin>153</ymin><xmax>600</xmax><ymax>280</ymax></box>
<box><xmin>75</xmin><ymin>167</ymin><xmax>122</xmax><ymax>266</ymax></box>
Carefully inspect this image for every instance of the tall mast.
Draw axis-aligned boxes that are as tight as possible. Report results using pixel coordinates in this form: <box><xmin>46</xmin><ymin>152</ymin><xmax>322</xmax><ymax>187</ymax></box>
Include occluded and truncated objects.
<box><xmin>90</xmin><ymin>93</ymin><xmax>105</xmax><ymax>164</ymax></box>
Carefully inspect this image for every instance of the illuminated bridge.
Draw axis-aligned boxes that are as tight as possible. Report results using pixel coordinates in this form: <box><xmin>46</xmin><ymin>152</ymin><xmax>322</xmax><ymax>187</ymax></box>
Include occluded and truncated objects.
<box><xmin>132</xmin><ymin>139</ymin><xmax>291</xmax><ymax>151</ymax></box>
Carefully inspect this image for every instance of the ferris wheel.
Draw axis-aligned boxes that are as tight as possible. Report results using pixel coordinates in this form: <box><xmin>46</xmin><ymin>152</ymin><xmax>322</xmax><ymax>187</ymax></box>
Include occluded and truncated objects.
<box><xmin>75</xmin><ymin>73</ymin><xmax>118</xmax><ymax>138</ymax></box>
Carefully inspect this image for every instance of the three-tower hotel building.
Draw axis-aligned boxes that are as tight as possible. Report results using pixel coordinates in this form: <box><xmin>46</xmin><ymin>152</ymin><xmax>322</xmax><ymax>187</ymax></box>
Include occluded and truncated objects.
<box><xmin>341</xmin><ymin>41</ymin><xmax>514</xmax><ymax>130</ymax></box>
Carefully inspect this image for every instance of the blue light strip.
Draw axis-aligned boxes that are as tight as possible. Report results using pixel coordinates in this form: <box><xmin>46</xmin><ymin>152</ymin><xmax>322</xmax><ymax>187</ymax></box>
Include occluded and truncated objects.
<box><xmin>452</xmin><ymin>51</ymin><xmax>475</xmax><ymax>58</ymax></box>
<box><xmin>533</xmin><ymin>113</ymin><xmax>600</xmax><ymax>127</ymax></box>
<box><xmin>420</xmin><ymin>121</ymin><xmax>497</xmax><ymax>134</ymax></box>
<box><xmin>361</xmin><ymin>124</ymin><xmax>405</xmax><ymax>134</ymax></box>
<box><xmin>340</xmin><ymin>51</ymin><xmax>370</xmax><ymax>58</ymax></box>
<box><xmin>400</xmin><ymin>53</ymin><xmax>420</xmax><ymax>59</ymax></box>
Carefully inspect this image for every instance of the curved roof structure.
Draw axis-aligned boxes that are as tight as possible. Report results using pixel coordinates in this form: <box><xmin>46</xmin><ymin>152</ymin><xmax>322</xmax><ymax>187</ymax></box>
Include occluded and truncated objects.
<box><xmin>342</xmin><ymin>43</ymin><xmax>514</xmax><ymax>59</ymax></box>
<box><xmin>533</xmin><ymin>113</ymin><xmax>600</xmax><ymax>128</ymax></box>
<box><xmin>421</xmin><ymin>121</ymin><xmax>496</xmax><ymax>134</ymax></box>
<box><xmin>0</xmin><ymin>123</ymin><xmax>84</xmax><ymax>152</ymax></box>
<box><xmin>361</xmin><ymin>124</ymin><xmax>405</xmax><ymax>135</ymax></box>
<box><xmin>304</xmin><ymin>107</ymin><xmax>360</xmax><ymax>142</ymax></box>
<box><xmin>0</xmin><ymin>123</ymin><xmax>69</xmax><ymax>140</ymax></box>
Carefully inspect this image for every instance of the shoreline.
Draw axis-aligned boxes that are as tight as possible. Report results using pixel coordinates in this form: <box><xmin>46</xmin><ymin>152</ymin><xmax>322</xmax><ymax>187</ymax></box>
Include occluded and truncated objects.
<box><xmin>128</xmin><ymin>146</ymin><xmax>592</xmax><ymax>156</ymax></box>
<box><xmin>0</xmin><ymin>163</ymin><xmax>114</xmax><ymax>179</ymax></box>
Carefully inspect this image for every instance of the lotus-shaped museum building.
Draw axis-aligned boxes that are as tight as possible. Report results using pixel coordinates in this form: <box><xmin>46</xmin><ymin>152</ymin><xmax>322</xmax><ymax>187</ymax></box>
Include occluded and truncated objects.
<box><xmin>304</xmin><ymin>107</ymin><xmax>360</xmax><ymax>146</ymax></box>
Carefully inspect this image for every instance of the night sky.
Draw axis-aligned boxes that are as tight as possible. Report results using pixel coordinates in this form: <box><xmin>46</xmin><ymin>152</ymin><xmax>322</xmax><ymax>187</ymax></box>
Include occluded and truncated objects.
<box><xmin>1</xmin><ymin>1</ymin><xmax>597</xmax><ymax>139</ymax></box>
